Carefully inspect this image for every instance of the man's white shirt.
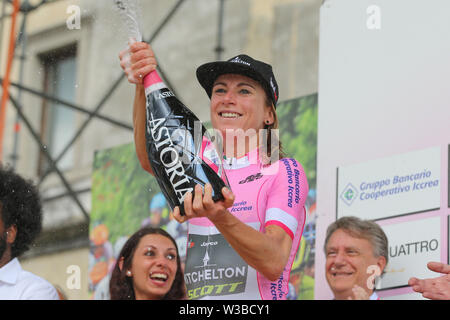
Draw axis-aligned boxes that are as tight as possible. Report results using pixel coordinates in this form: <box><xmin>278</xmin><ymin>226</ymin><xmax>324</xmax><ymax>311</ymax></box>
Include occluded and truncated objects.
<box><xmin>0</xmin><ymin>258</ymin><xmax>59</xmax><ymax>300</ymax></box>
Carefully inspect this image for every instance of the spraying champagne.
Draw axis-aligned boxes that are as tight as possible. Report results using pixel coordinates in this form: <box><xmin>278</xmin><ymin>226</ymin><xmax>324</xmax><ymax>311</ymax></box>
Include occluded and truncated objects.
<box><xmin>115</xmin><ymin>0</ymin><xmax>230</xmax><ymax>215</ymax></box>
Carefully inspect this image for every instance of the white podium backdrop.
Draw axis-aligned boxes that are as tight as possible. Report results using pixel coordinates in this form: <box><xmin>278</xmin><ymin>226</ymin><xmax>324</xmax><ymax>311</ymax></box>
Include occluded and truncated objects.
<box><xmin>316</xmin><ymin>0</ymin><xmax>450</xmax><ymax>299</ymax></box>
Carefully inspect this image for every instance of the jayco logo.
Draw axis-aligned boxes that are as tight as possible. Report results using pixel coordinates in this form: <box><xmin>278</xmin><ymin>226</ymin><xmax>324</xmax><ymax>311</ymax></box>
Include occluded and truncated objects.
<box><xmin>201</xmin><ymin>241</ymin><xmax>218</xmax><ymax>247</ymax></box>
<box><xmin>230</xmin><ymin>57</ymin><xmax>251</xmax><ymax>66</ymax></box>
<box><xmin>340</xmin><ymin>183</ymin><xmax>358</xmax><ymax>206</ymax></box>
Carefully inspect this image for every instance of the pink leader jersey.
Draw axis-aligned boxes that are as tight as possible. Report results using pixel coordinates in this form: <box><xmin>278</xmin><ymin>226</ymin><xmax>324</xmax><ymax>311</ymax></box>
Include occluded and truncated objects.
<box><xmin>184</xmin><ymin>148</ymin><xmax>309</xmax><ymax>300</ymax></box>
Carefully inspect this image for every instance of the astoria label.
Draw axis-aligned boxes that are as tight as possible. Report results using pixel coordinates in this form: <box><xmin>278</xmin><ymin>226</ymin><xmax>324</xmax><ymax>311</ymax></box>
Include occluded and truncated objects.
<box><xmin>143</xmin><ymin>71</ymin><xmax>230</xmax><ymax>215</ymax></box>
<box><xmin>148</xmin><ymin>114</ymin><xmax>193</xmax><ymax>203</ymax></box>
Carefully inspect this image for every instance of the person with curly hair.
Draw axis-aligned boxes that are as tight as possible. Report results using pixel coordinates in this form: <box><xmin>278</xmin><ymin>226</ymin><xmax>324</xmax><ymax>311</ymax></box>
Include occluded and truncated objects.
<box><xmin>109</xmin><ymin>227</ymin><xmax>186</xmax><ymax>300</ymax></box>
<box><xmin>0</xmin><ymin>164</ymin><xmax>59</xmax><ymax>299</ymax></box>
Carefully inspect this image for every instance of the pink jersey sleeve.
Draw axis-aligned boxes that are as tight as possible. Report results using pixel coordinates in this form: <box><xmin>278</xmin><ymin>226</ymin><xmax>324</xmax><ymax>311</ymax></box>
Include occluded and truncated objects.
<box><xmin>264</xmin><ymin>158</ymin><xmax>309</xmax><ymax>239</ymax></box>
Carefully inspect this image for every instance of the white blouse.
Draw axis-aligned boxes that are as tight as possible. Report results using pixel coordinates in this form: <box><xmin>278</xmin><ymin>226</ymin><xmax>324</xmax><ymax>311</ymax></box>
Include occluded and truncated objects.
<box><xmin>0</xmin><ymin>258</ymin><xmax>59</xmax><ymax>300</ymax></box>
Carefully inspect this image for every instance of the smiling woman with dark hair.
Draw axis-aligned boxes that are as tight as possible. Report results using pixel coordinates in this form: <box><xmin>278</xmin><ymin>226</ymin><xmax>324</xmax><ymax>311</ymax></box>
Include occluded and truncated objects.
<box><xmin>109</xmin><ymin>227</ymin><xmax>186</xmax><ymax>300</ymax></box>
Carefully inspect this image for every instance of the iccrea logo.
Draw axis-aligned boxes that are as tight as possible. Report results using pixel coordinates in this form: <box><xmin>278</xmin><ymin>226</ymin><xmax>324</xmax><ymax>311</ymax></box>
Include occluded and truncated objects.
<box><xmin>340</xmin><ymin>183</ymin><xmax>358</xmax><ymax>206</ymax></box>
<box><xmin>344</xmin><ymin>189</ymin><xmax>354</xmax><ymax>201</ymax></box>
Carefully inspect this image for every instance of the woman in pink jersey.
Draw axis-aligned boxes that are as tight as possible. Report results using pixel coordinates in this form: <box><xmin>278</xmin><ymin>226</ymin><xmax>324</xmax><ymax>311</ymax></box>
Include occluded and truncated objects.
<box><xmin>119</xmin><ymin>42</ymin><xmax>309</xmax><ymax>300</ymax></box>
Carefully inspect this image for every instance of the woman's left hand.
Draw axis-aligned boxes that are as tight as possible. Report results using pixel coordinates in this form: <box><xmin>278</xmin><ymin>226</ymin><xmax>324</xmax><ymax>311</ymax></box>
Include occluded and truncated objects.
<box><xmin>172</xmin><ymin>184</ymin><xmax>235</xmax><ymax>223</ymax></box>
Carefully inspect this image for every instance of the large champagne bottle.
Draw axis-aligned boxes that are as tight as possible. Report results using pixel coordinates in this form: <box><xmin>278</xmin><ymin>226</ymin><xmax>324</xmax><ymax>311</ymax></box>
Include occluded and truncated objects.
<box><xmin>143</xmin><ymin>71</ymin><xmax>230</xmax><ymax>215</ymax></box>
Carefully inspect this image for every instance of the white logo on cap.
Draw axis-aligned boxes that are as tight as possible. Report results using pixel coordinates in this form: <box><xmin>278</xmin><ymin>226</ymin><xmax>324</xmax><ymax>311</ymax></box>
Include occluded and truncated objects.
<box><xmin>270</xmin><ymin>77</ymin><xmax>276</xmax><ymax>93</ymax></box>
<box><xmin>230</xmin><ymin>57</ymin><xmax>251</xmax><ymax>66</ymax></box>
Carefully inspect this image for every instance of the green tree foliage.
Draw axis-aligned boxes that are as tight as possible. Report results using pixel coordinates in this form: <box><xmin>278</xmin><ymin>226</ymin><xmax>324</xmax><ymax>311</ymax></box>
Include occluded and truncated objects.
<box><xmin>91</xmin><ymin>143</ymin><xmax>160</xmax><ymax>244</ymax></box>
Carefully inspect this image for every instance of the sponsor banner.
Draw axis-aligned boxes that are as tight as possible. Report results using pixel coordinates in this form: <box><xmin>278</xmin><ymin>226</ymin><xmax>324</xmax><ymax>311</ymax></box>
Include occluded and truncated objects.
<box><xmin>378</xmin><ymin>217</ymin><xmax>441</xmax><ymax>290</ymax></box>
<box><xmin>184</xmin><ymin>233</ymin><xmax>248</xmax><ymax>299</ymax></box>
<box><xmin>337</xmin><ymin>147</ymin><xmax>441</xmax><ymax>221</ymax></box>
